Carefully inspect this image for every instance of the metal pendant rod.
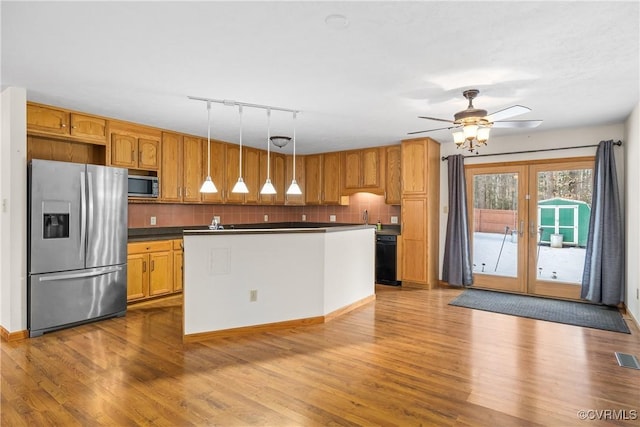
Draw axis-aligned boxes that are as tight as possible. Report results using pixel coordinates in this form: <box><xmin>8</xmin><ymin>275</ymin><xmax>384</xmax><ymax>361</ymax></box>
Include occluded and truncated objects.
<box><xmin>441</xmin><ymin>140</ymin><xmax>622</xmax><ymax>161</ymax></box>
<box><xmin>189</xmin><ymin>96</ymin><xmax>300</xmax><ymax>114</ymax></box>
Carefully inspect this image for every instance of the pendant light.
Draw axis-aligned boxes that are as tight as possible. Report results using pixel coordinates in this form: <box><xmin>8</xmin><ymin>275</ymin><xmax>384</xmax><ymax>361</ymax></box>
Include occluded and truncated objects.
<box><xmin>260</xmin><ymin>109</ymin><xmax>277</xmax><ymax>195</ymax></box>
<box><xmin>199</xmin><ymin>101</ymin><xmax>218</xmax><ymax>193</ymax></box>
<box><xmin>286</xmin><ymin>111</ymin><xmax>302</xmax><ymax>195</ymax></box>
<box><xmin>231</xmin><ymin>105</ymin><xmax>249</xmax><ymax>193</ymax></box>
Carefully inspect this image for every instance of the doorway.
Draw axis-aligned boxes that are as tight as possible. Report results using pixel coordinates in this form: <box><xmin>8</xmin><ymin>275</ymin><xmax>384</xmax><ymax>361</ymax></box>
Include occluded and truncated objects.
<box><xmin>466</xmin><ymin>158</ymin><xmax>594</xmax><ymax>300</ymax></box>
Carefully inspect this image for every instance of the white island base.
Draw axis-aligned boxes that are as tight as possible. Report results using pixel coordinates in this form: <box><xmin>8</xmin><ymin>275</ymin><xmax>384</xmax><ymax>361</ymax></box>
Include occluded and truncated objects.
<box><xmin>182</xmin><ymin>226</ymin><xmax>376</xmax><ymax>342</ymax></box>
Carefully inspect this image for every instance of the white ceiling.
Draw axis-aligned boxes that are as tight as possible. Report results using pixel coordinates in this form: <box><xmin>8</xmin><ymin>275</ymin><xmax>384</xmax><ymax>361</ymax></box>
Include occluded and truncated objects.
<box><xmin>2</xmin><ymin>1</ymin><xmax>639</xmax><ymax>154</ymax></box>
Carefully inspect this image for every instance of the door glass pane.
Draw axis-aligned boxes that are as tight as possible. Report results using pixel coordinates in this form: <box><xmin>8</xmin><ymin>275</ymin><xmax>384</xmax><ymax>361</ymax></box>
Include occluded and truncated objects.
<box><xmin>535</xmin><ymin>169</ymin><xmax>592</xmax><ymax>284</ymax></box>
<box><xmin>472</xmin><ymin>173</ymin><xmax>519</xmax><ymax>277</ymax></box>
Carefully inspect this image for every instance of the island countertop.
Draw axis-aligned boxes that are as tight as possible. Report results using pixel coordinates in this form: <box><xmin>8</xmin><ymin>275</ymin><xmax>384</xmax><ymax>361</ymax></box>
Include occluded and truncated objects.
<box><xmin>182</xmin><ymin>224</ymin><xmax>376</xmax><ymax>236</ymax></box>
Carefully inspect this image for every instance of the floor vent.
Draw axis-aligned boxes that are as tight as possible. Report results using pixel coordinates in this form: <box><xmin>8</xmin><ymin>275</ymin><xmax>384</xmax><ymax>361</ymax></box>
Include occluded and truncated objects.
<box><xmin>615</xmin><ymin>352</ymin><xmax>640</xmax><ymax>369</ymax></box>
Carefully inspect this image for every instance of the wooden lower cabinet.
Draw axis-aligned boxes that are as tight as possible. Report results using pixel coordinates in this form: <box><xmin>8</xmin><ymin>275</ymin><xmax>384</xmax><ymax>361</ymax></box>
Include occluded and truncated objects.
<box><xmin>127</xmin><ymin>239</ymin><xmax>182</xmax><ymax>302</ymax></box>
<box><xmin>173</xmin><ymin>239</ymin><xmax>184</xmax><ymax>292</ymax></box>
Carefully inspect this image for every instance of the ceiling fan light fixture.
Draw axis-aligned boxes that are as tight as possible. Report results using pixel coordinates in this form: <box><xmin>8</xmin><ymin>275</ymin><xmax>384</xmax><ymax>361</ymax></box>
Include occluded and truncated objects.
<box><xmin>453</xmin><ymin>131</ymin><xmax>465</xmax><ymax>145</ymax></box>
<box><xmin>477</xmin><ymin>126</ymin><xmax>491</xmax><ymax>143</ymax></box>
<box><xmin>463</xmin><ymin>124</ymin><xmax>478</xmax><ymax>140</ymax></box>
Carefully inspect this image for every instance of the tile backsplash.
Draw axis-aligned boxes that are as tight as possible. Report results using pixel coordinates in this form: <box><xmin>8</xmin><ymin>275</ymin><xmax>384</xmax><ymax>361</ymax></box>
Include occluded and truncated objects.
<box><xmin>128</xmin><ymin>192</ymin><xmax>400</xmax><ymax>228</ymax></box>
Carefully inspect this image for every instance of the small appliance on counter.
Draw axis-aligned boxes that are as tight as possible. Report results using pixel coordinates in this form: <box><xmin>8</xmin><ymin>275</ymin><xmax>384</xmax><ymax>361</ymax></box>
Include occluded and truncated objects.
<box><xmin>28</xmin><ymin>159</ymin><xmax>128</xmax><ymax>337</ymax></box>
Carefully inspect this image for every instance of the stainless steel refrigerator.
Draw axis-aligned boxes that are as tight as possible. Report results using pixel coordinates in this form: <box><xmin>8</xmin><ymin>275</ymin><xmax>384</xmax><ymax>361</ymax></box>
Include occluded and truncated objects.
<box><xmin>28</xmin><ymin>159</ymin><xmax>128</xmax><ymax>337</ymax></box>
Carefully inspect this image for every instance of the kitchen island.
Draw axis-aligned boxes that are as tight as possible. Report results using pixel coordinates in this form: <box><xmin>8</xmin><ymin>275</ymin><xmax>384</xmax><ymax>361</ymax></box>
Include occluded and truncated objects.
<box><xmin>182</xmin><ymin>225</ymin><xmax>376</xmax><ymax>341</ymax></box>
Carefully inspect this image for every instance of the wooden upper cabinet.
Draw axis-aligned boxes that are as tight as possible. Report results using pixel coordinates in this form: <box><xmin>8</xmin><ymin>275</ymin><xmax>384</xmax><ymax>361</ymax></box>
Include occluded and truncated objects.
<box><xmin>401</xmin><ymin>138</ymin><xmax>439</xmax><ymax>195</ymax></box>
<box><xmin>110</xmin><ymin>121</ymin><xmax>160</xmax><ymax>171</ymax></box>
<box><xmin>201</xmin><ymin>139</ymin><xmax>226</xmax><ymax>204</ymax></box>
<box><xmin>342</xmin><ymin>148</ymin><xmax>382</xmax><ymax>194</ymax></box>
<box><xmin>285</xmin><ymin>155</ymin><xmax>305</xmax><ymax>205</ymax></box>
<box><xmin>259</xmin><ymin>152</ymin><xmax>286</xmax><ymax>204</ymax></box>
<box><xmin>69</xmin><ymin>113</ymin><xmax>107</xmax><ymax>143</ymax></box>
<box><xmin>27</xmin><ymin>103</ymin><xmax>107</xmax><ymax>144</ymax></box>
<box><xmin>27</xmin><ymin>104</ymin><xmax>70</xmax><ymax>136</ymax></box>
<box><xmin>322</xmin><ymin>152</ymin><xmax>342</xmax><ymax>204</ymax></box>
<box><xmin>182</xmin><ymin>136</ymin><xmax>203</xmax><ymax>203</ymax></box>
<box><xmin>243</xmin><ymin>147</ymin><xmax>261</xmax><ymax>204</ymax></box>
<box><xmin>385</xmin><ymin>145</ymin><xmax>401</xmax><ymax>205</ymax></box>
<box><xmin>305</xmin><ymin>154</ymin><xmax>322</xmax><ymax>205</ymax></box>
<box><xmin>160</xmin><ymin>132</ymin><xmax>183</xmax><ymax>202</ymax></box>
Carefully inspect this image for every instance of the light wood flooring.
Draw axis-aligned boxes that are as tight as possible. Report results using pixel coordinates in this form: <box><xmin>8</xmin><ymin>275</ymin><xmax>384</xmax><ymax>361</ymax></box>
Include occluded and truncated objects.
<box><xmin>2</xmin><ymin>286</ymin><xmax>640</xmax><ymax>426</ymax></box>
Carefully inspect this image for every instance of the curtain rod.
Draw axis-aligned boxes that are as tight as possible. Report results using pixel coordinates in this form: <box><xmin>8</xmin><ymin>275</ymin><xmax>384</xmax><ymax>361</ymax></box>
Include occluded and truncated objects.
<box><xmin>441</xmin><ymin>140</ymin><xmax>622</xmax><ymax>161</ymax></box>
<box><xmin>188</xmin><ymin>96</ymin><xmax>300</xmax><ymax>114</ymax></box>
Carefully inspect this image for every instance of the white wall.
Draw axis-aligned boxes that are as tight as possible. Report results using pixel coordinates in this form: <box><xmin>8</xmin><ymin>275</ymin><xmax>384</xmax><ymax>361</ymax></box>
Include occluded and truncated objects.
<box><xmin>0</xmin><ymin>87</ymin><xmax>27</xmax><ymax>334</ymax></box>
<box><xmin>437</xmin><ymin>123</ymin><xmax>628</xmax><ymax>297</ymax></box>
<box><xmin>624</xmin><ymin>103</ymin><xmax>640</xmax><ymax>324</ymax></box>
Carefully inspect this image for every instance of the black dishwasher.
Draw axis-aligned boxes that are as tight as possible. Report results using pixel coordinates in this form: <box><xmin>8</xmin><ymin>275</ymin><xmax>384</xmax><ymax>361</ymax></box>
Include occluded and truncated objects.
<box><xmin>376</xmin><ymin>234</ymin><xmax>401</xmax><ymax>286</ymax></box>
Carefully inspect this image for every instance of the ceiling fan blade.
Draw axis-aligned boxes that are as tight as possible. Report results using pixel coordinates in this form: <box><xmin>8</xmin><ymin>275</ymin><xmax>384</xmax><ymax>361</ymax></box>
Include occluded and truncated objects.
<box><xmin>418</xmin><ymin>116</ymin><xmax>456</xmax><ymax>124</ymax></box>
<box><xmin>485</xmin><ymin>105</ymin><xmax>531</xmax><ymax>122</ymax></box>
<box><xmin>491</xmin><ymin>120</ymin><xmax>543</xmax><ymax>129</ymax></box>
<box><xmin>407</xmin><ymin>125</ymin><xmax>459</xmax><ymax>135</ymax></box>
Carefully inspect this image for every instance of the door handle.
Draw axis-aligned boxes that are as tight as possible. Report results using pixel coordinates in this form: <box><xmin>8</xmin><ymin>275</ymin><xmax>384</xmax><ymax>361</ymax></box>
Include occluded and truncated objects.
<box><xmin>530</xmin><ymin>221</ymin><xmax>537</xmax><ymax>237</ymax></box>
<box><xmin>519</xmin><ymin>220</ymin><xmax>524</xmax><ymax>237</ymax></box>
<box><xmin>80</xmin><ymin>171</ymin><xmax>86</xmax><ymax>261</ymax></box>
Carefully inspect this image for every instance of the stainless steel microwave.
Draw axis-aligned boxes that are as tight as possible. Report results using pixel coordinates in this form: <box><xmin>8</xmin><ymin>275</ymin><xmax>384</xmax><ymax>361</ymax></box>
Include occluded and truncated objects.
<box><xmin>128</xmin><ymin>175</ymin><xmax>159</xmax><ymax>198</ymax></box>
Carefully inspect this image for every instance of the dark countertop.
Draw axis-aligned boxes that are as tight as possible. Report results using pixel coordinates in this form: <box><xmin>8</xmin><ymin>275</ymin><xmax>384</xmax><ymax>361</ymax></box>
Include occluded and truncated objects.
<box><xmin>128</xmin><ymin>222</ymin><xmax>400</xmax><ymax>241</ymax></box>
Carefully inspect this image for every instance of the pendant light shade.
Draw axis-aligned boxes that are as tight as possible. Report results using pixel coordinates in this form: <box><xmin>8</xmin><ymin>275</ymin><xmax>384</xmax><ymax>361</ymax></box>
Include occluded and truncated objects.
<box><xmin>200</xmin><ymin>101</ymin><xmax>218</xmax><ymax>193</ymax></box>
<box><xmin>260</xmin><ymin>109</ymin><xmax>276</xmax><ymax>195</ymax></box>
<box><xmin>286</xmin><ymin>111</ymin><xmax>302</xmax><ymax>195</ymax></box>
<box><xmin>231</xmin><ymin>105</ymin><xmax>249</xmax><ymax>193</ymax></box>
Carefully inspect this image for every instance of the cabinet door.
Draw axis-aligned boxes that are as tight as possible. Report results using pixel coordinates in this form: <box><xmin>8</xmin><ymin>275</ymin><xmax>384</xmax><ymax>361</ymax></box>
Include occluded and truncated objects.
<box><xmin>27</xmin><ymin>104</ymin><xmax>70</xmax><ymax>135</ymax></box>
<box><xmin>285</xmin><ymin>155</ymin><xmax>305</xmax><ymax>205</ymax></box>
<box><xmin>148</xmin><ymin>251</ymin><xmax>173</xmax><ymax>296</ymax></box>
<box><xmin>183</xmin><ymin>136</ymin><xmax>203</xmax><ymax>203</ymax></box>
<box><xmin>111</xmin><ymin>133</ymin><xmax>137</xmax><ymax>168</ymax></box>
<box><xmin>127</xmin><ymin>253</ymin><xmax>148</xmax><ymax>301</ymax></box>
<box><xmin>361</xmin><ymin>148</ymin><xmax>380</xmax><ymax>188</ymax></box>
<box><xmin>272</xmin><ymin>153</ymin><xmax>286</xmax><ymax>204</ymax></box>
<box><xmin>243</xmin><ymin>147</ymin><xmax>261</xmax><ymax>204</ymax></box>
<box><xmin>160</xmin><ymin>132</ymin><xmax>183</xmax><ymax>201</ymax></box>
<box><xmin>401</xmin><ymin>140</ymin><xmax>428</xmax><ymax>195</ymax></box>
<box><xmin>385</xmin><ymin>145</ymin><xmax>401</xmax><ymax>205</ymax></box>
<box><xmin>322</xmin><ymin>152</ymin><xmax>341</xmax><ymax>204</ymax></box>
<box><xmin>174</xmin><ymin>252</ymin><xmax>183</xmax><ymax>292</ymax></box>
<box><xmin>305</xmin><ymin>154</ymin><xmax>322</xmax><ymax>205</ymax></box>
<box><xmin>138</xmin><ymin>138</ymin><xmax>159</xmax><ymax>170</ymax></box>
<box><xmin>401</xmin><ymin>198</ymin><xmax>427</xmax><ymax>283</ymax></box>
<box><xmin>70</xmin><ymin>113</ymin><xmax>107</xmax><ymax>143</ymax></box>
<box><xmin>224</xmin><ymin>145</ymin><xmax>245</xmax><ymax>204</ymax></box>
<box><xmin>343</xmin><ymin>151</ymin><xmax>362</xmax><ymax>190</ymax></box>
<box><xmin>202</xmin><ymin>140</ymin><xmax>226</xmax><ymax>203</ymax></box>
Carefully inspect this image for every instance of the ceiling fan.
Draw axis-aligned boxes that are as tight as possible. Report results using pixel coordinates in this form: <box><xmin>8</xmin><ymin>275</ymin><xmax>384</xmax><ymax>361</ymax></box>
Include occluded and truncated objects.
<box><xmin>408</xmin><ymin>89</ymin><xmax>542</xmax><ymax>151</ymax></box>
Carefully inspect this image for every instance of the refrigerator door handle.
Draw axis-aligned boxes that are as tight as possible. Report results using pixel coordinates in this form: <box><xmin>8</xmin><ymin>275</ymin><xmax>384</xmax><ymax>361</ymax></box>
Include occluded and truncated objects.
<box><xmin>39</xmin><ymin>266</ymin><xmax>123</xmax><ymax>282</ymax></box>
<box><xmin>87</xmin><ymin>171</ymin><xmax>94</xmax><ymax>242</ymax></box>
<box><xmin>80</xmin><ymin>171</ymin><xmax>87</xmax><ymax>260</ymax></box>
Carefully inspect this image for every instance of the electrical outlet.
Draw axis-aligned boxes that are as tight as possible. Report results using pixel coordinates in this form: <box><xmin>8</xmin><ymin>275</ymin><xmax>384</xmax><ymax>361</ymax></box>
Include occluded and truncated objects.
<box><xmin>150</xmin><ymin>216</ymin><xmax>157</xmax><ymax>225</ymax></box>
<box><xmin>213</xmin><ymin>216</ymin><xmax>220</xmax><ymax>223</ymax></box>
<box><xmin>329</xmin><ymin>215</ymin><xmax>336</xmax><ymax>222</ymax></box>
<box><xmin>264</xmin><ymin>214</ymin><xmax>269</xmax><ymax>222</ymax></box>
<box><xmin>250</xmin><ymin>289</ymin><xmax>258</xmax><ymax>302</ymax></box>
<box><xmin>390</xmin><ymin>216</ymin><xmax>398</xmax><ymax>224</ymax></box>
<box><xmin>302</xmin><ymin>214</ymin><xmax>306</xmax><ymax>221</ymax></box>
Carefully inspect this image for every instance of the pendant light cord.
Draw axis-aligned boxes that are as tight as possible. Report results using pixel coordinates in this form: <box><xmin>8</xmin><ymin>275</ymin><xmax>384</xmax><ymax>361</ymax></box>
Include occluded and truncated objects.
<box><xmin>292</xmin><ymin>111</ymin><xmax>297</xmax><ymax>177</ymax></box>
<box><xmin>266</xmin><ymin>109</ymin><xmax>271</xmax><ymax>179</ymax></box>
<box><xmin>238</xmin><ymin>106</ymin><xmax>243</xmax><ymax>178</ymax></box>
<box><xmin>206</xmin><ymin>101</ymin><xmax>211</xmax><ymax>177</ymax></box>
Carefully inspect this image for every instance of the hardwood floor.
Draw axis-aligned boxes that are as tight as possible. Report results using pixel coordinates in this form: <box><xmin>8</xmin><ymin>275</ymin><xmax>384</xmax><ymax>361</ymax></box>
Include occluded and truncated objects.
<box><xmin>2</xmin><ymin>286</ymin><xmax>639</xmax><ymax>426</ymax></box>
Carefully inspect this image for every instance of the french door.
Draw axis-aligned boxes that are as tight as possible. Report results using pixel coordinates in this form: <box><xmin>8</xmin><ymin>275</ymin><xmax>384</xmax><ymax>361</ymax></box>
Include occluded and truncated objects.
<box><xmin>466</xmin><ymin>158</ymin><xmax>594</xmax><ymax>300</ymax></box>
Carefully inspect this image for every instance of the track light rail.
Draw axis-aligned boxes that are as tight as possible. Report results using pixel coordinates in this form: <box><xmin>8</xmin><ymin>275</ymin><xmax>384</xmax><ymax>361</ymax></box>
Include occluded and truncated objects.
<box><xmin>188</xmin><ymin>96</ymin><xmax>300</xmax><ymax>114</ymax></box>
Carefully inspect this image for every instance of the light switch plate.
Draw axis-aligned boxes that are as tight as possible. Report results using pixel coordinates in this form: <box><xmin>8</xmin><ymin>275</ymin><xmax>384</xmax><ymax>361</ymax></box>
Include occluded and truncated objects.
<box><xmin>390</xmin><ymin>216</ymin><xmax>398</xmax><ymax>224</ymax></box>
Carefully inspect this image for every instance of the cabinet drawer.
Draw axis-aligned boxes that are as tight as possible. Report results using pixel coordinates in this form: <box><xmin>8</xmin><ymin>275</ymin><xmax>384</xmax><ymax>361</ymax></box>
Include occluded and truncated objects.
<box><xmin>128</xmin><ymin>240</ymin><xmax>173</xmax><ymax>254</ymax></box>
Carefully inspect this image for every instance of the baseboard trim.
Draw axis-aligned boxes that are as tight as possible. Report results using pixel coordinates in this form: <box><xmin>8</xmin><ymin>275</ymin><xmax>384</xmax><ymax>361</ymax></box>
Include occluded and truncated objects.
<box><xmin>183</xmin><ymin>294</ymin><xmax>376</xmax><ymax>342</ymax></box>
<box><xmin>0</xmin><ymin>326</ymin><xmax>29</xmax><ymax>342</ymax></box>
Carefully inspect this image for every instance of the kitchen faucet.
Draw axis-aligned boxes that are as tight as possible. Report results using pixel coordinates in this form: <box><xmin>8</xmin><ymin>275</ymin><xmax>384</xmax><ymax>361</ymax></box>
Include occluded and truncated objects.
<box><xmin>363</xmin><ymin>209</ymin><xmax>368</xmax><ymax>225</ymax></box>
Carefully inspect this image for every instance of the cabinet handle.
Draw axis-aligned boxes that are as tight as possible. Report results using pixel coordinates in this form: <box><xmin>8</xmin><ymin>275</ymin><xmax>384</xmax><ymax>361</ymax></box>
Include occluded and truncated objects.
<box><xmin>61</xmin><ymin>123</ymin><xmax>67</xmax><ymax>128</ymax></box>
<box><xmin>151</xmin><ymin>260</ymin><xmax>155</xmax><ymax>271</ymax></box>
<box><xmin>131</xmin><ymin>150</ymin><xmax>135</xmax><ymax>162</ymax></box>
<box><xmin>143</xmin><ymin>261</ymin><xmax>146</xmax><ymax>272</ymax></box>
<box><xmin>179</xmin><ymin>187</ymin><xmax>182</xmax><ymax>198</ymax></box>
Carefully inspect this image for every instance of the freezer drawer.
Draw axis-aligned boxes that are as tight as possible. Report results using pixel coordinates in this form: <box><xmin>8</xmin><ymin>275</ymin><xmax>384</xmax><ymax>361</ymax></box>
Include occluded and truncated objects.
<box><xmin>28</xmin><ymin>265</ymin><xmax>127</xmax><ymax>337</ymax></box>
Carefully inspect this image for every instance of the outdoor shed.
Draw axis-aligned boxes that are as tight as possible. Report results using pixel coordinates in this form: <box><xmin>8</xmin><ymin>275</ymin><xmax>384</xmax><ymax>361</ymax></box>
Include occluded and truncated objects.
<box><xmin>537</xmin><ymin>198</ymin><xmax>591</xmax><ymax>247</ymax></box>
